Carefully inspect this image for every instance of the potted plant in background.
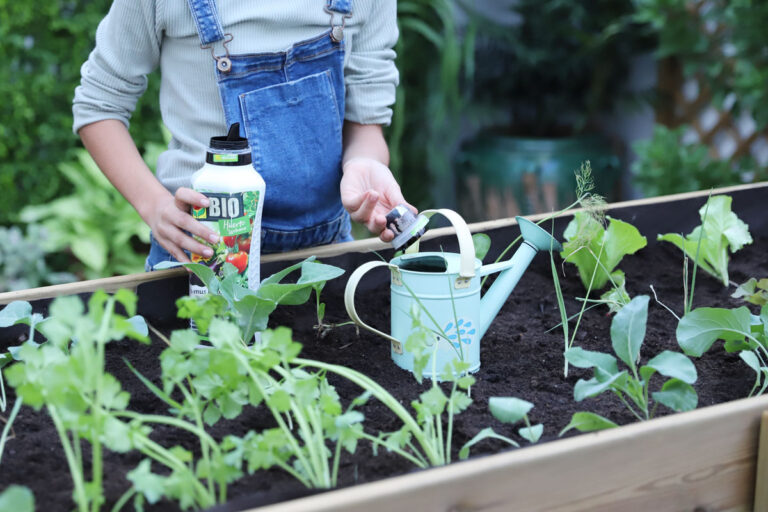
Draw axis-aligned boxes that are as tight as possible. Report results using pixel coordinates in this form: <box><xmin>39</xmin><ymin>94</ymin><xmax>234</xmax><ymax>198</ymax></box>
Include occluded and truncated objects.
<box><xmin>455</xmin><ymin>0</ymin><xmax>654</xmax><ymax>221</ymax></box>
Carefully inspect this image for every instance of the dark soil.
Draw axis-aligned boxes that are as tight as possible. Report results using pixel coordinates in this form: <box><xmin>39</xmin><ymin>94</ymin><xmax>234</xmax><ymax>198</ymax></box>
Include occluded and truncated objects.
<box><xmin>1</xmin><ymin>190</ymin><xmax>766</xmax><ymax>511</ymax></box>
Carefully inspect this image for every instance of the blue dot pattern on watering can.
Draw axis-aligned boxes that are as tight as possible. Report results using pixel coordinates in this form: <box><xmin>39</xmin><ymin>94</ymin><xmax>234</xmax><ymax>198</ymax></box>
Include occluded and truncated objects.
<box><xmin>444</xmin><ymin>319</ymin><xmax>476</xmax><ymax>349</ymax></box>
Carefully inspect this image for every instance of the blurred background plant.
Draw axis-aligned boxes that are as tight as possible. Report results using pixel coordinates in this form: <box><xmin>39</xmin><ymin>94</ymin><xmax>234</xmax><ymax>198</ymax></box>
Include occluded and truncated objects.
<box><xmin>0</xmin><ymin>225</ymin><xmax>76</xmax><ymax>291</ymax></box>
<box><xmin>14</xmin><ymin>125</ymin><xmax>170</xmax><ymax>283</ymax></box>
<box><xmin>630</xmin><ymin>0</ymin><xmax>768</xmax><ymax>195</ymax></box>
<box><xmin>631</xmin><ymin>124</ymin><xmax>744</xmax><ymax>197</ymax></box>
<box><xmin>0</xmin><ymin>1</ymin><xmax>162</xmax><ymax>226</ymax></box>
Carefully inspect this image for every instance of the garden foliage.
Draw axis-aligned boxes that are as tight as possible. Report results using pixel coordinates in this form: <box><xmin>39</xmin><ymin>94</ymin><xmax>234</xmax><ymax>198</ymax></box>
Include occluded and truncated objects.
<box><xmin>658</xmin><ymin>195</ymin><xmax>753</xmax><ymax>287</ymax></box>
<box><xmin>0</xmin><ymin>1</ymin><xmax>162</xmax><ymax>226</ymax></box>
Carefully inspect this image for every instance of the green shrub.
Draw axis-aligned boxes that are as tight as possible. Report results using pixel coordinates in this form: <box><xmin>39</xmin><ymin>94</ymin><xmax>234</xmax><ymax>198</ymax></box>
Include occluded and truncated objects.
<box><xmin>0</xmin><ymin>225</ymin><xmax>76</xmax><ymax>292</ymax></box>
<box><xmin>631</xmin><ymin>125</ymin><xmax>744</xmax><ymax>197</ymax></box>
<box><xmin>19</xmin><ymin>149</ymin><xmax>151</xmax><ymax>280</ymax></box>
<box><xmin>0</xmin><ymin>1</ymin><xmax>162</xmax><ymax>225</ymax></box>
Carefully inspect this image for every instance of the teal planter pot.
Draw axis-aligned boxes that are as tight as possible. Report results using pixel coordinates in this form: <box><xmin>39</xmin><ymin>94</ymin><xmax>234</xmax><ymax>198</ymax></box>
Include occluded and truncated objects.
<box><xmin>458</xmin><ymin>133</ymin><xmax>620</xmax><ymax>218</ymax></box>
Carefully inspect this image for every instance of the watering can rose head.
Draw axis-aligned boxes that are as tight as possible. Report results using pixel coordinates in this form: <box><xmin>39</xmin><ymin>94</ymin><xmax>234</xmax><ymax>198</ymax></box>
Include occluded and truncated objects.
<box><xmin>345</xmin><ymin>210</ymin><xmax>562</xmax><ymax>379</ymax></box>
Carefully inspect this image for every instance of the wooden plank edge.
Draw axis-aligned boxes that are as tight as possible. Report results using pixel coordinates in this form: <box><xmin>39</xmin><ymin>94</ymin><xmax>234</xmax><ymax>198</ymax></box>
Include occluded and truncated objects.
<box><xmin>247</xmin><ymin>394</ymin><xmax>768</xmax><ymax>512</ymax></box>
<box><xmin>2</xmin><ymin>181</ymin><xmax>765</xmax><ymax>305</ymax></box>
<box><xmin>753</xmin><ymin>411</ymin><xmax>768</xmax><ymax>512</ymax></box>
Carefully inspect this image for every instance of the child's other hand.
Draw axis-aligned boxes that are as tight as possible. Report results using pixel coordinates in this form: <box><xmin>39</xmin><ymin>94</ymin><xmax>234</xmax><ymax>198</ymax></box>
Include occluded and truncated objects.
<box><xmin>340</xmin><ymin>157</ymin><xmax>416</xmax><ymax>242</ymax></box>
<box><xmin>147</xmin><ymin>187</ymin><xmax>220</xmax><ymax>263</ymax></box>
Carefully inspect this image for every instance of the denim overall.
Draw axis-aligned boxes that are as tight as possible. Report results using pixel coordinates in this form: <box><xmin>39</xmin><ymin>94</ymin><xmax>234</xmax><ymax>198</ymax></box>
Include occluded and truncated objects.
<box><xmin>146</xmin><ymin>0</ymin><xmax>353</xmax><ymax>270</ymax></box>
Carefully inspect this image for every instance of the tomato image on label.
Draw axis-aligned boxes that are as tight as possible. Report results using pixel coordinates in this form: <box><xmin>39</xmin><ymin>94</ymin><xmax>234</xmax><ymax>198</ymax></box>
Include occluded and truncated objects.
<box><xmin>238</xmin><ymin>236</ymin><xmax>252</xmax><ymax>254</ymax></box>
<box><xmin>223</xmin><ymin>235</ymin><xmax>238</xmax><ymax>248</ymax></box>
<box><xmin>225</xmin><ymin>251</ymin><xmax>248</xmax><ymax>274</ymax></box>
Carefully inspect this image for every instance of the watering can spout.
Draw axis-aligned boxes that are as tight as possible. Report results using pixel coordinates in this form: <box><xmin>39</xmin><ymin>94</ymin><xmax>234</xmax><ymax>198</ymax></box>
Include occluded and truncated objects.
<box><xmin>478</xmin><ymin>217</ymin><xmax>562</xmax><ymax>337</ymax></box>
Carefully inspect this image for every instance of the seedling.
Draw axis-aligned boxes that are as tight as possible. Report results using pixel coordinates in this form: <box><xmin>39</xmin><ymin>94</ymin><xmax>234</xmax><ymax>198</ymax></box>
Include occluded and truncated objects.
<box><xmin>180</xmin><ymin>256</ymin><xmax>344</xmax><ymax>342</ymax></box>
<box><xmin>732</xmin><ymin>278</ymin><xmax>768</xmax><ymax>306</ymax></box>
<box><xmin>459</xmin><ymin>397</ymin><xmax>544</xmax><ymax>460</ymax></box>
<box><xmin>677</xmin><ymin>304</ymin><xmax>768</xmax><ymax>396</ymax></box>
<box><xmin>561</xmin><ymin>212</ymin><xmax>647</xmax><ymax>291</ymax></box>
<box><xmin>563</xmin><ymin>295</ymin><xmax>698</xmax><ymax>430</ymax></box>
<box><xmin>658</xmin><ymin>195</ymin><xmax>753</xmax><ymax>287</ymax></box>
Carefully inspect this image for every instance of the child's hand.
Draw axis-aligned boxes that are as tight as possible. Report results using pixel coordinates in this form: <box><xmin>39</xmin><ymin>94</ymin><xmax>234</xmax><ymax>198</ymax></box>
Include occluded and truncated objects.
<box><xmin>147</xmin><ymin>187</ymin><xmax>220</xmax><ymax>263</ymax></box>
<box><xmin>340</xmin><ymin>157</ymin><xmax>417</xmax><ymax>242</ymax></box>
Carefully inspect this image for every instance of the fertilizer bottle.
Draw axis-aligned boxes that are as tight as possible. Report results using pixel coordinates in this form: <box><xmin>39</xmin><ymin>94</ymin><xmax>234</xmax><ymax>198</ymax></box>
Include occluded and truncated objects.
<box><xmin>189</xmin><ymin>123</ymin><xmax>265</xmax><ymax>304</ymax></box>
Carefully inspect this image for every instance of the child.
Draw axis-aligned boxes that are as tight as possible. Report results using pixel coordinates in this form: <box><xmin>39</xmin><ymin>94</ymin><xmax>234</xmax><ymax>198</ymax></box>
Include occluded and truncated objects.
<box><xmin>72</xmin><ymin>0</ymin><xmax>414</xmax><ymax>270</ymax></box>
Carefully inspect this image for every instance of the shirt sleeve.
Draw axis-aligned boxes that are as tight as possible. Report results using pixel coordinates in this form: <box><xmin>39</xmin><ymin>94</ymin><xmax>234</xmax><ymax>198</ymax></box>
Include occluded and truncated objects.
<box><xmin>72</xmin><ymin>0</ymin><xmax>162</xmax><ymax>134</ymax></box>
<box><xmin>344</xmin><ymin>0</ymin><xmax>399</xmax><ymax>126</ymax></box>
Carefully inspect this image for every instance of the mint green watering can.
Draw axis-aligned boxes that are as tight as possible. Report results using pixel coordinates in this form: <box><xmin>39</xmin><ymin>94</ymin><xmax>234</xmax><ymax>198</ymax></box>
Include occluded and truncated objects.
<box><xmin>344</xmin><ymin>210</ymin><xmax>562</xmax><ymax>379</ymax></box>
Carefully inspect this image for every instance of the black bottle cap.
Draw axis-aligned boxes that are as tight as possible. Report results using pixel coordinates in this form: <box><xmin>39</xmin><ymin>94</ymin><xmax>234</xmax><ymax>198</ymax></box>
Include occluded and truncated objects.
<box><xmin>206</xmin><ymin>123</ymin><xmax>252</xmax><ymax>165</ymax></box>
<box><xmin>209</xmin><ymin>123</ymin><xmax>249</xmax><ymax>151</ymax></box>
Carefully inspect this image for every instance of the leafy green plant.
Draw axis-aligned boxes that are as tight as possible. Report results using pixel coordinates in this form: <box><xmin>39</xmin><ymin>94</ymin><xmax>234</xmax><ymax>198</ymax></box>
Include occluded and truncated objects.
<box><xmin>0</xmin><ymin>1</ymin><xmax>163</xmax><ymax>226</ymax></box>
<box><xmin>176</xmin><ymin>256</ymin><xmax>345</xmax><ymax>343</ymax></box>
<box><xmin>5</xmin><ymin>291</ymin><xmax>150</xmax><ymax>512</ymax></box>
<box><xmin>4</xmin><ymin>291</ymin><xmax>234</xmax><ymax>511</ymax></box>
<box><xmin>658</xmin><ymin>195</ymin><xmax>753</xmax><ymax>287</ymax></box>
<box><xmin>561</xmin><ymin>211</ymin><xmax>647</xmax><ymax>291</ymax></box>
<box><xmin>459</xmin><ymin>397</ymin><xmax>544</xmax><ymax>459</ymax></box>
<box><xmin>19</xmin><ymin>149</ymin><xmax>151</xmax><ymax>280</ymax></box>
<box><xmin>631</xmin><ymin>125</ymin><xmax>744</xmax><ymax>197</ymax></box>
<box><xmin>677</xmin><ymin>304</ymin><xmax>768</xmax><ymax>396</ymax></box>
<box><xmin>732</xmin><ymin>278</ymin><xmax>768</xmax><ymax>306</ymax></box>
<box><xmin>563</xmin><ymin>295</ymin><xmax>698</xmax><ymax>430</ymax></box>
<box><xmin>0</xmin><ymin>225</ymin><xmax>76</xmax><ymax>292</ymax></box>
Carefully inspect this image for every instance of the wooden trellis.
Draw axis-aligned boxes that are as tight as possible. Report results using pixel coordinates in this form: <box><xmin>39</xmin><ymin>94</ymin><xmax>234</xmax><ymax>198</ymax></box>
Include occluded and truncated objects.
<box><xmin>655</xmin><ymin>1</ymin><xmax>768</xmax><ymax>167</ymax></box>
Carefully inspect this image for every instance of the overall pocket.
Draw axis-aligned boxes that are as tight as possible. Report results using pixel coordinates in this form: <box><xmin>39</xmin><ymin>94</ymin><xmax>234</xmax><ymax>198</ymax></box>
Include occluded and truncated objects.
<box><xmin>239</xmin><ymin>70</ymin><xmax>344</xmax><ymax>230</ymax></box>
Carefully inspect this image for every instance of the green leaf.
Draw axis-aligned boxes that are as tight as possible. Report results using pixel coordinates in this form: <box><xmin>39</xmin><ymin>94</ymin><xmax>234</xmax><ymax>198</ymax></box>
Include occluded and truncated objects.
<box><xmin>267</xmin><ymin>389</ymin><xmax>292</xmax><ymax>413</ymax></box>
<box><xmin>0</xmin><ymin>485</ymin><xmax>34</xmax><ymax>512</ymax></box>
<box><xmin>101</xmin><ymin>416</ymin><xmax>133</xmax><ymax>452</ymax></box>
<box><xmin>610</xmin><ymin>295</ymin><xmax>649</xmax><ymax>369</ymax></box>
<box><xmin>71</xmin><ymin>232</ymin><xmax>108</xmax><ymax>272</ymax></box>
<box><xmin>0</xmin><ymin>301</ymin><xmax>33</xmax><ymax>327</ymax></box>
<box><xmin>203</xmin><ymin>403</ymin><xmax>222</xmax><ymax>426</ymax></box>
<box><xmin>559</xmin><ymin>412</ymin><xmax>618</xmax><ymax>436</ymax></box>
<box><xmin>488</xmin><ymin>396</ymin><xmax>532</xmax><ymax>424</ymax></box>
<box><xmin>652</xmin><ymin>379</ymin><xmax>698</xmax><ymax>412</ymax></box>
<box><xmin>128</xmin><ymin>459</ymin><xmax>167</xmax><ymax>504</ymax></box>
<box><xmin>419</xmin><ymin>386</ymin><xmax>448</xmax><ymax>416</ymax></box>
<box><xmin>458</xmin><ymin>427</ymin><xmax>518</xmax><ymax>460</ymax></box>
<box><xmin>574</xmin><ymin>371</ymin><xmax>627</xmax><ymax>401</ymax></box>
<box><xmin>564</xmin><ymin>346</ymin><xmax>618</xmax><ymax>375</ymax></box>
<box><xmin>561</xmin><ymin>213</ymin><xmax>646</xmax><ymax>290</ymax></box>
<box><xmin>169</xmin><ymin>329</ymin><xmax>200</xmax><ymax>352</ymax></box>
<box><xmin>448</xmin><ymin>390</ymin><xmax>472</xmax><ymax>414</ymax></box>
<box><xmin>472</xmin><ymin>233</ymin><xmax>491</xmax><ymax>260</ymax></box>
<box><xmin>676</xmin><ymin>307</ymin><xmax>753</xmax><ymax>357</ymax></box>
<box><xmin>518</xmin><ymin>424</ymin><xmax>543</xmax><ymax>443</ymax></box>
<box><xmin>644</xmin><ymin>351</ymin><xmax>697</xmax><ymax>384</ymax></box>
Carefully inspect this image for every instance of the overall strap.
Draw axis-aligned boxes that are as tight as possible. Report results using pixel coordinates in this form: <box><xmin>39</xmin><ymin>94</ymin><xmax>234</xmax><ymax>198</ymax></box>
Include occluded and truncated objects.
<box><xmin>327</xmin><ymin>0</ymin><xmax>352</xmax><ymax>15</ymax></box>
<box><xmin>186</xmin><ymin>0</ymin><xmax>226</xmax><ymax>46</ymax></box>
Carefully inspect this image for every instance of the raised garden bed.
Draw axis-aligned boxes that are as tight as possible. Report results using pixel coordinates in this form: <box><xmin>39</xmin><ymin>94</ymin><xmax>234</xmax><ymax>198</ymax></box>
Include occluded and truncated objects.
<box><xmin>0</xmin><ymin>183</ymin><xmax>766</xmax><ymax>511</ymax></box>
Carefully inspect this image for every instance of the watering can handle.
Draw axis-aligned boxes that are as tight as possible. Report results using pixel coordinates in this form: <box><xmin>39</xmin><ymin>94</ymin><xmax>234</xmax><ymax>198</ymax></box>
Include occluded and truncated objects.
<box><xmin>344</xmin><ymin>260</ymin><xmax>400</xmax><ymax>344</ymax></box>
<box><xmin>406</xmin><ymin>208</ymin><xmax>475</xmax><ymax>278</ymax></box>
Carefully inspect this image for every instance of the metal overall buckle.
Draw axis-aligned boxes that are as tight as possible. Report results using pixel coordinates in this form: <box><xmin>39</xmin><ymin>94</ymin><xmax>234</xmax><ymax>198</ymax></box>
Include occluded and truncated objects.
<box><xmin>324</xmin><ymin>6</ymin><xmax>351</xmax><ymax>43</ymax></box>
<box><xmin>201</xmin><ymin>33</ymin><xmax>234</xmax><ymax>73</ymax></box>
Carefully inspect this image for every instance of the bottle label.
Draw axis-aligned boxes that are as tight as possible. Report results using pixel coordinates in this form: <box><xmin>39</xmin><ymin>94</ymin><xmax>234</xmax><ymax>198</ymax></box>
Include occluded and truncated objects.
<box><xmin>190</xmin><ymin>190</ymin><xmax>261</xmax><ymax>288</ymax></box>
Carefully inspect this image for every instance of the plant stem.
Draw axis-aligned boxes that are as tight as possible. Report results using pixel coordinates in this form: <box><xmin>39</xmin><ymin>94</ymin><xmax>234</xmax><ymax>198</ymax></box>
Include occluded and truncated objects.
<box><xmin>49</xmin><ymin>406</ymin><xmax>88</xmax><ymax>512</ymax></box>
<box><xmin>110</xmin><ymin>488</ymin><xmax>136</xmax><ymax>512</ymax></box>
<box><xmin>296</xmin><ymin>358</ymin><xmax>442</xmax><ymax>466</ymax></box>
<box><xmin>0</xmin><ymin>398</ymin><xmax>21</xmax><ymax>465</ymax></box>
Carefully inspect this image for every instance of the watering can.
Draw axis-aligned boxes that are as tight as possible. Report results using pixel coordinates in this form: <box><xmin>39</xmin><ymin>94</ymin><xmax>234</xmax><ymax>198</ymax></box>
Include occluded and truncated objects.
<box><xmin>344</xmin><ymin>209</ymin><xmax>563</xmax><ymax>378</ymax></box>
